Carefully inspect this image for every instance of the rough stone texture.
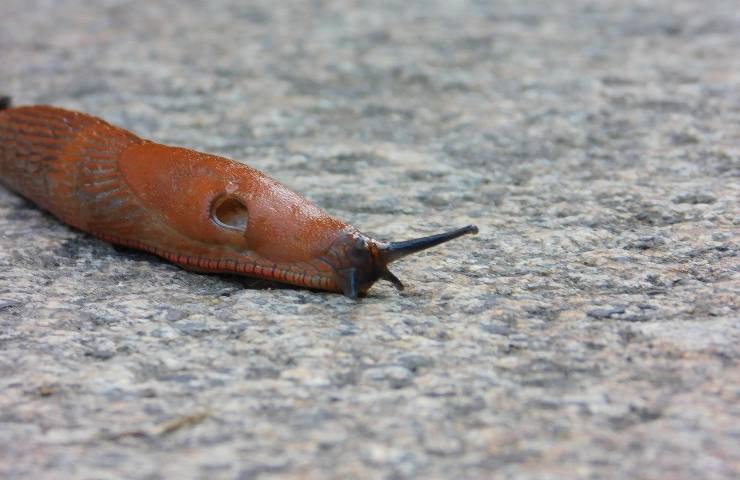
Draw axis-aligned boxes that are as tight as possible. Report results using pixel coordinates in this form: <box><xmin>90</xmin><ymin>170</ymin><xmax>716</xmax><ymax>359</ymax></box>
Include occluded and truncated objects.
<box><xmin>1</xmin><ymin>0</ymin><xmax>739</xmax><ymax>479</ymax></box>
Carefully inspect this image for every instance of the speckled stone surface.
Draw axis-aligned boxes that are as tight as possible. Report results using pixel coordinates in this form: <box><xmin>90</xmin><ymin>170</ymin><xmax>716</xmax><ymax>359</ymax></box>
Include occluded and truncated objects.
<box><xmin>1</xmin><ymin>0</ymin><xmax>739</xmax><ymax>479</ymax></box>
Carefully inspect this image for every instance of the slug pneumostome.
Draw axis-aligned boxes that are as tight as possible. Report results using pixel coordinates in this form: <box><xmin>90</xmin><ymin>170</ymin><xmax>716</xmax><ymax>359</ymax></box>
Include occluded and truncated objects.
<box><xmin>0</xmin><ymin>97</ymin><xmax>477</xmax><ymax>298</ymax></box>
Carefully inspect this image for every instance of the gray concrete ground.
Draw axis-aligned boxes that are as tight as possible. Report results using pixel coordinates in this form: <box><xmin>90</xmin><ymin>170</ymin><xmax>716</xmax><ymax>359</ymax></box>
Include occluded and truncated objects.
<box><xmin>1</xmin><ymin>0</ymin><xmax>738</xmax><ymax>478</ymax></box>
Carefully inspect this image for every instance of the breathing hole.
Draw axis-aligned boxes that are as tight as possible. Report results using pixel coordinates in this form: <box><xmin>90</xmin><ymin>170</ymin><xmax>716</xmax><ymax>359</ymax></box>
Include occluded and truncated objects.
<box><xmin>211</xmin><ymin>195</ymin><xmax>248</xmax><ymax>232</ymax></box>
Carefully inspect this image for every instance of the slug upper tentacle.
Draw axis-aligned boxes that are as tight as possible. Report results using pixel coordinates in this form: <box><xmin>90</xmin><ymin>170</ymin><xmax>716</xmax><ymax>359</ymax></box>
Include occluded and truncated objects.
<box><xmin>0</xmin><ymin>99</ymin><xmax>478</xmax><ymax>297</ymax></box>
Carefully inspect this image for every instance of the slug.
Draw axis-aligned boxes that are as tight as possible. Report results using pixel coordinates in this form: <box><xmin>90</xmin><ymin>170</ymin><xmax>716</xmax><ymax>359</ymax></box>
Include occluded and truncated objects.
<box><xmin>0</xmin><ymin>97</ymin><xmax>477</xmax><ymax>298</ymax></box>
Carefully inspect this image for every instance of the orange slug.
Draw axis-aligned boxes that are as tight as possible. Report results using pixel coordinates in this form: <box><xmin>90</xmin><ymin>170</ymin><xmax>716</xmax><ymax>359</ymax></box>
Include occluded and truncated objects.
<box><xmin>0</xmin><ymin>97</ymin><xmax>477</xmax><ymax>298</ymax></box>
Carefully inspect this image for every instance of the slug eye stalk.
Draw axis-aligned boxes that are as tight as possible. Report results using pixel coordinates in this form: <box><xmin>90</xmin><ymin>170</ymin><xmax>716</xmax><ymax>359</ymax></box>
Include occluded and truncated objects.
<box><xmin>336</xmin><ymin>225</ymin><xmax>479</xmax><ymax>299</ymax></box>
<box><xmin>383</xmin><ymin>225</ymin><xmax>479</xmax><ymax>263</ymax></box>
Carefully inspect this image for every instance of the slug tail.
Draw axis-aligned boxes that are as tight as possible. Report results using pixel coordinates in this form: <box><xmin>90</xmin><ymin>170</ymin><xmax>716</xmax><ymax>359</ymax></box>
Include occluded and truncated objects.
<box><xmin>0</xmin><ymin>96</ymin><xmax>11</xmax><ymax>110</ymax></box>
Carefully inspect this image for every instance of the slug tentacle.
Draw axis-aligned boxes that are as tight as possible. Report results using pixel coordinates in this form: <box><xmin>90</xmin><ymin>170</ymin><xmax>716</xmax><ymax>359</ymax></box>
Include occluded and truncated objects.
<box><xmin>383</xmin><ymin>225</ymin><xmax>480</xmax><ymax>262</ymax></box>
<box><xmin>380</xmin><ymin>269</ymin><xmax>404</xmax><ymax>291</ymax></box>
<box><xmin>0</xmin><ymin>102</ymin><xmax>478</xmax><ymax>298</ymax></box>
<box><xmin>318</xmin><ymin>225</ymin><xmax>479</xmax><ymax>297</ymax></box>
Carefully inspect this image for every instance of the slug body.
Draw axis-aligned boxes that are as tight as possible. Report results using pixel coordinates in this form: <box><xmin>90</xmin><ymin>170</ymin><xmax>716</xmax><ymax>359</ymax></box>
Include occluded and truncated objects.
<box><xmin>0</xmin><ymin>99</ymin><xmax>477</xmax><ymax>297</ymax></box>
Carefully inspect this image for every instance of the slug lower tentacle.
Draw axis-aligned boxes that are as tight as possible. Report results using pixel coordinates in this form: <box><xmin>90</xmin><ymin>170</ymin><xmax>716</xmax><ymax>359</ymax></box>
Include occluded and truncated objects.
<box><xmin>0</xmin><ymin>98</ymin><xmax>477</xmax><ymax>298</ymax></box>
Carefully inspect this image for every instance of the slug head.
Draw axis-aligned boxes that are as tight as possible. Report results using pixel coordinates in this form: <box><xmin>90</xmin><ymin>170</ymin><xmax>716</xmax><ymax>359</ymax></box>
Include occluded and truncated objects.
<box><xmin>119</xmin><ymin>143</ymin><xmax>478</xmax><ymax>297</ymax></box>
<box><xmin>325</xmin><ymin>225</ymin><xmax>479</xmax><ymax>298</ymax></box>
